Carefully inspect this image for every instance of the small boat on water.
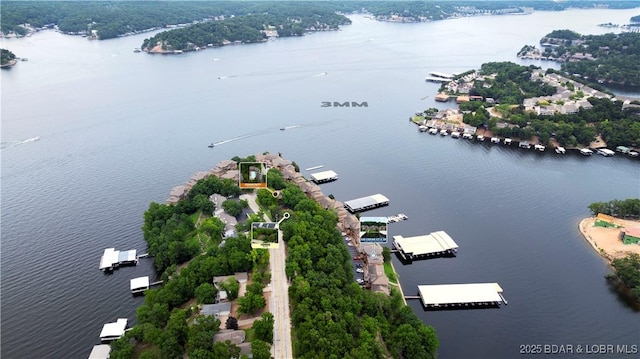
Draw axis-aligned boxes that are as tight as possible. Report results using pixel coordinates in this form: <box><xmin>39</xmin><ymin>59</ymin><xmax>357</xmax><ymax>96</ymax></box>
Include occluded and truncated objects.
<box><xmin>133</xmin><ymin>48</ymin><xmax>141</xmax><ymax>53</ymax></box>
<box><xmin>440</xmin><ymin>129</ymin><xmax>448</xmax><ymax>136</ymax></box>
<box><xmin>208</xmin><ymin>143</ymin><xmax>215</xmax><ymax>148</ymax></box>
<box><xmin>555</xmin><ymin>146</ymin><xmax>566</xmax><ymax>154</ymax></box>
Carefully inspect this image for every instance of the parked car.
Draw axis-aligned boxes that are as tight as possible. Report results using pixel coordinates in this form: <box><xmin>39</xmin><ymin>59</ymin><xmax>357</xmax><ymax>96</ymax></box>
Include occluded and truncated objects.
<box><xmin>356</xmin><ymin>278</ymin><xmax>364</xmax><ymax>284</ymax></box>
<box><xmin>356</xmin><ymin>268</ymin><xmax>364</xmax><ymax>273</ymax></box>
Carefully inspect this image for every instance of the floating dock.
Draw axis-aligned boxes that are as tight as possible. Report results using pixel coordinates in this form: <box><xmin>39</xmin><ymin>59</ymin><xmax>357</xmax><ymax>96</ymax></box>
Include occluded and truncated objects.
<box><xmin>425</xmin><ymin>76</ymin><xmax>450</xmax><ymax>83</ymax></box>
<box><xmin>310</xmin><ymin>170</ymin><xmax>339</xmax><ymax>184</ymax></box>
<box><xmin>344</xmin><ymin>194</ymin><xmax>389</xmax><ymax>213</ymax></box>
<box><xmin>99</xmin><ymin>248</ymin><xmax>138</xmax><ymax>272</ymax></box>
<box><xmin>99</xmin><ymin>318</ymin><xmax>128</xmax><ymax>342</ymax></box>
<box><xmin>417</xmin><ymin>283</ymin><xmax>507</xmax><ymax>308</ymax></box>
<box><xmin>393</xmin><ymin>231</ymin><xmax>458</xmax><ymax>261</ymax></box>
<box><xmin>88</xmin><ymin>344</ymin><xmax>111</xmax><ymax>359</ymax></box>
<box><xmin>429</xmin><ymin>71</ymin><xmax>454</xmax><ymax>79</ymax></box>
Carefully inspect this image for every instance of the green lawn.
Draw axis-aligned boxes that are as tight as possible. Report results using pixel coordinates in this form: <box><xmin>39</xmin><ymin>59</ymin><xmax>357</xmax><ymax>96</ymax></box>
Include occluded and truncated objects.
<box><xmin>383</xmin><ymin>261</ymin><xmax>397</xmax><ymax>284</ymax></box>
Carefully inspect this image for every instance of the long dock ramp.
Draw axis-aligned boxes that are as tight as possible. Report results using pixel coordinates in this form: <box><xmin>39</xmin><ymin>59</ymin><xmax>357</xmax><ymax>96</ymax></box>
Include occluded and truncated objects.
<box><xmin>417</xmin><ymin>283</ymin><xmax>506</xmax><ymax>308</ymax></box>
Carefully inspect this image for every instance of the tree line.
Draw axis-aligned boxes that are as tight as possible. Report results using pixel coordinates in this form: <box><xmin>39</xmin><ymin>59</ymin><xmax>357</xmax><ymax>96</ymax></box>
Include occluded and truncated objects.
<box><xmin>610</xmin><ymin>253</ymin><xmax>640</xmax><ymax>303</ymax></box>
<box><xmin>4</xmin><ymin>1</ymin><xmax>640</xmax><ymax>39</ymax></box>
<box><xmin>273</xmin><ymin>171</ymin><xmax>439</xmax><ymax>358</ymax></box>
<box><xmin>141</xmin><ymin>9</ymin><xmax>351</xmax><ymax>52</ymax></box>
<box><xmin>588</xmin><ymin>198</ymin><xmax>640</xmax><ymax>218</ymax></box>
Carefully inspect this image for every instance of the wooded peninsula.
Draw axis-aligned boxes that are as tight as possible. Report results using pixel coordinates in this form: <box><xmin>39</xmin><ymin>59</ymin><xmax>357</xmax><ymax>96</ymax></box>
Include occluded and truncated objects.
<box><xmin>108</xmin><ymin>153</ymin><xmax>438</xmax><ymax>359</ymax></box>
<box><xmin>431</xmin><ymin>61</ymin><xmax>640</xmax><ymax>149</ymax></box>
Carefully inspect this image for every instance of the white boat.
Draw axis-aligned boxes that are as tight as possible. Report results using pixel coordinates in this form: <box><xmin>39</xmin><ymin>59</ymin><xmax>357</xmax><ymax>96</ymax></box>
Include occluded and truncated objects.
<box><xmin>451</xmin><ymin>131</ymin><xmax>460</xmax><ymax>138</ymax></box>
<box><xmin>490</xmin><ymin>137</ymin><xmax>500</xmax><ymax>144</ymax></box>
<box><xmin>555</xmin><ymin>146</ymin><xmax>566</xmax><ymax>154</ymax></box>
<box><xmin>534</xmin><ymin>144</ymin><xmax>546</xmax><ymax>152</ymax></box>
<box><xmin>419</xmin><ymin>125</ymin><xmax>428</xmax><ymax>132</ymax></box>
<box><xmin>503</xmin><ymin>138</ymin><xmax>512</xmax><ymax>145</ymax></box>
<box><xmin>440</xmin><ymin>129</ymin><xmax>448</xmax><ymax>136</ymax></box>
<box><xmin>477</xmin><ymin>135</ymin><xmax>485</xmax><ymax>141</ymax></box>
<box><xmin>629</xmin><ymin>151</ymin><xmax>639</xmax><ymax>157</ymax></box>
<box><xmin>519</xmin><ymin>141</ymin><xmax>531</xmax><ymax>149</ymax></box>
<box><xmin>462</xmin><ymin>133</ymin><xmax>473</xmax><ymax>139</ymax></box>
<box><xmin>579</xmin><ymin>148</ymin><xmax>593</xmax><ymax>156</ymax></box>
<box><xmin>596</xmin><ymin>148</ymin><xmax>615</xmax><ymax>157</ymax></box>
<box><xmin>428</xmin><ymin>128</ymin><xmax>438</xmax><ymax>135</ymax></box>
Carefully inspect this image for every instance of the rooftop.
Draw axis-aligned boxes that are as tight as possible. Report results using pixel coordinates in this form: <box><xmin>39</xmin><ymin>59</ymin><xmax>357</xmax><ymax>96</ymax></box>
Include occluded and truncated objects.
<box><xmin>99</xmin><ymin>318</ymin><xmax>128</xmax><ymax>340</ymax></box>
<box><xmin>393</xmin><ymin>231</ymin><xmax>458</xmax><ymax>256</ymax></box>
<box><xmin>418</xmin><ymin>283</ymin><xmax>504</xmax><ymax>306</ymax></box>
<box><xmin>310</xmin><ymin>170</ymin><xmax>338</xmax><ymax>183</ymax></box>
<box><xmin>344</xmin><ymin>194</ymin><xmax>389</xmax><ymax>212</ymax></box>
<box><xmin>88</xmin><ymin>344</ymin><xmax>111</xmax><ymax>359</ymax></box>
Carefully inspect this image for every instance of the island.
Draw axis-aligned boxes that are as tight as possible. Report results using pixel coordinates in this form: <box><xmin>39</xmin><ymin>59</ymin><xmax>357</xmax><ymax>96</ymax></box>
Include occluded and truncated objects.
<box><xmin>580</xmin><ymin>199</ymin><xmax>640</xmax><ymax>303</ymax></box>
<box><xmin>0</xmin><ymin>48</ymin><xmax>17</xmax><ymax>68</ymax></box>
<box><xmin>108</xmin><ymin>153</ymin><xmax>438</xmax><ymax>359</ymax></box>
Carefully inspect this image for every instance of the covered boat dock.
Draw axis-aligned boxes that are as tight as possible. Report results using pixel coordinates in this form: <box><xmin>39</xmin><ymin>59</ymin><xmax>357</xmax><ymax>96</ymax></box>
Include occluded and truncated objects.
<box><xmin>99</xmin><ymin>318</ymin><xmax>128</xmax><ymax>342</ymax></box>
<box><xmin>417</xmin><ymin>283</ymin><xmax>507</xmax><ymax>308</ymax></box>
<box><xmin>99</xmin><ymin>248</ymin><xmax>137</xmax><ymax>272</ymax></box>
<box><xmin>392</xmin><ymin>231</ymin><xmax>458</xmax><ymax>260</ymax></box>
<box><xmin>344</xmin><ymin>194</ymin><xmax>389</xmax><ymax>213</ymax></box>
<box><xmin>310</xmin><ymin>170</ymin><xmax>339</xmax><ymax>184</ymax></box>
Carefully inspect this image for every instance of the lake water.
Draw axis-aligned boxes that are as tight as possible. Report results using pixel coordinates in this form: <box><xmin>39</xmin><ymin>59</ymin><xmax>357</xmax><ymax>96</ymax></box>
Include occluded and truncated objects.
<box><xmin>2</xmin><ymin>8</ymin><xmax>640</xmax><ymax>359</ymax></box>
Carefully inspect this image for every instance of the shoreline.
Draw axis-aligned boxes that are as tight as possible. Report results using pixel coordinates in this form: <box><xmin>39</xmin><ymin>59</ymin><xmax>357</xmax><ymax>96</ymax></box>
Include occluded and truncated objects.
<box><xmin>389</xmin><ymin>260</ymin><xmax>408</xmax><ymax>306</ymax></box>
<box><xmin>578</xmin><ymin>217</ymin><xmax>640</xmax><ymax>263</ymax></box>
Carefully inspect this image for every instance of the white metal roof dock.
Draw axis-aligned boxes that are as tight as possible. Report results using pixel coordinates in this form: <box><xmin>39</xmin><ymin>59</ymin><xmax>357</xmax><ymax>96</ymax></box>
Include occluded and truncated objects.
<box><xmin>418</xmin><ymin>283</ymin><xmax>506</xmax><ymax>308</ymax></box>
<box><xmin>99</xmin><ymin>318</ymin><xmax>128</xmax><ymax>342</ymax></box>
<box><xmin>130</xmin><ymin>276</ymin><xmax>150</xmax><ymax>294</ymax></box>
<box><xmin>310</xmin><ymin>170</ymin><xmax>338</xmax><ymax>184</ymax></box>
<box><xmin>88</xmin><ymin>344</ymin><xmax>111</xmax><ymax>359</ymax></box>
<box><xmin>344</xmin><ymin>194</ymin><xmax>389</xmax><ymax>213</ymax></box>
<box><xmin>99</xmin><ymin>248</ymin><xmax>137</xmax><ymax>271</ymax></box>
<box><xmin>393</xmin><ymin>231</ymin><xmax>458</xmax><ymax>261</ymax></box>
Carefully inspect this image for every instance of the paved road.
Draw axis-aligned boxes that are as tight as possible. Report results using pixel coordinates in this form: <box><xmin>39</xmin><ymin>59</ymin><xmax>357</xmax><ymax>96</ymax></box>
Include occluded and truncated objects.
<box><xmin>269</xmin><ymin>234</ymin><xmax>293</xmax><ymax>358</ymax></box>
<box><xmin>241</xmin><ymin>193</ymin><xmax>293</xmax><ymax>358</ymax></box>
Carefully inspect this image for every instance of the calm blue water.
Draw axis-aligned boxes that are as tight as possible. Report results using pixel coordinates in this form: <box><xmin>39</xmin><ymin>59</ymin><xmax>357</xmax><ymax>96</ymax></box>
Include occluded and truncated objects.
<box><xmin>2</xmin><ymin>8</ymin><xmax>639</xmax><ymax>359</ymax></box>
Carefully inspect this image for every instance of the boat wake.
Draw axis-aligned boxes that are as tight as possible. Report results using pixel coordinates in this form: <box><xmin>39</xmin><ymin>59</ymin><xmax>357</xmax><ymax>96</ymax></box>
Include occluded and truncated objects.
<box><xmin>0</xmin><ymin>136</ymin><xmax>40</xmax><ymax>149</ymax></box>
<box><xmin>313</xmin><ymin>72</ymin><xmax>328</xmax><ymax>77</ymax></box>
<box><xmin>212</xmin><ymin>133</ymin><xmax>260</xmax><ymax>146</ymax></box>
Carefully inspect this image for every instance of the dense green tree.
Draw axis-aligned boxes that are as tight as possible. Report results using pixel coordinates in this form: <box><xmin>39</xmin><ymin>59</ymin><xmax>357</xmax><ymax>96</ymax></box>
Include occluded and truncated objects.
<box><xmin>220</xmin><ymin>277</ymin><xmax>239</xmax><ymax>300</ymax></box>
<box><xmin>251</xmin><ymin>339</ymin><xmax>272</xmax><ymax>359</ymax></box>
<box><xmin>222</xmin><ymin>199</ymin><xmax>248</xmax><ymax>217</ymax></box>
<box><xmin>212</xmin><ymin>340</ymin><xmax>241</xmax><ymax>359</ymax></box>
<box><xmin>611</xmin><ymin>253</ymin><xmax>640</xmax><ymax>300</ymax></box>
<box><xmin>253</xmin><ymin>312</ymin><xmax>274</xmax><ymax>344</ymax></box>
<box><xmin>195</xmin><ymin>283</ymin><xmax>218</xmax><ymax>304</ymax></box>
